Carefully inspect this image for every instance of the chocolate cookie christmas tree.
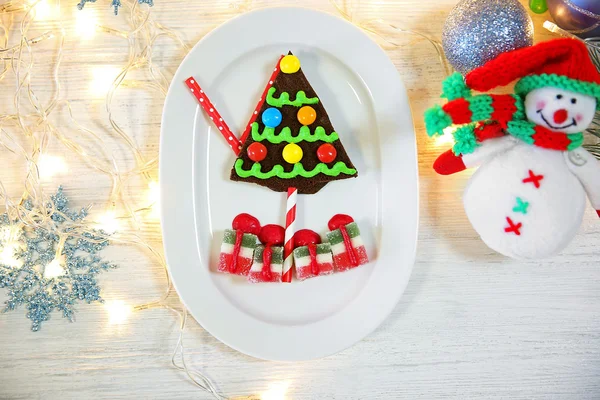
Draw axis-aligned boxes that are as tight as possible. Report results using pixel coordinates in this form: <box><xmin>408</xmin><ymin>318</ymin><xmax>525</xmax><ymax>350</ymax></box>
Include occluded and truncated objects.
<box><xmin>185</xmin><ymin>53</ymin><xmax>369</xmax><ymax>284</ymax></box>
<box><xmin>230</xmin><ymin>53</ymin><xmax>358</xmax><ymax>194</ymax></box>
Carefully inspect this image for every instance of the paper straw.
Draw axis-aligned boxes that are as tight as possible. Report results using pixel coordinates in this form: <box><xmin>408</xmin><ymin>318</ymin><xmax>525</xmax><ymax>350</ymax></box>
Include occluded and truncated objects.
<box><xmin>185</xmin><ymin>77</ymin><xmax>242</xmax><ymax>155</ymax></box>
<box><xmin>282</xmin><ymin>187</ymin><xmax>297</xmax><ymax>283</ymax></box>
<box><xmin>240</xmin><ymin>55</ymin><xmax>284</xmax><ymax>143</ymax></box>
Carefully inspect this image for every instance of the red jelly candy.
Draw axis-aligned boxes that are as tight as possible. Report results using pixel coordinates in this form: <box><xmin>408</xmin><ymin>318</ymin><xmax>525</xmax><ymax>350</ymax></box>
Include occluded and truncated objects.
<box><xmin>328</xmin><ymin>214</ymin><xmax>355</xmax><ymax>231</ymax></box>
<box><xmin>317</xmin><ymin>143</ymin><xmax>337</xmax><ymax>163</ymax></box>
<box><xmin>232</xmin><ymin>213</ymin><xmax>261</xmax><ymax>235</ymax></box>
<box><xmin>259</xmin><ymin>224</ymin><xmax>285</xmax><ymax>245</ymax></box>
<box><xmin>293</xmin><ymin>229</ymin><xmax>321</xmax><ymax>247</ymax></box>
<box><xmin>247</xmin><ymin>142</ymin><xmax>267</xmax><ymax>162</ymax></box>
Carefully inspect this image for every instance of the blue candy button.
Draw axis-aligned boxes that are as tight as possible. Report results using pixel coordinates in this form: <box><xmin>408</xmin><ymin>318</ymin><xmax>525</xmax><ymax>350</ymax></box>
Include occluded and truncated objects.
<box><xmin>262</xmin><ymin>107</ymin><xmax>282</xmax><ymax>128</ymax></box>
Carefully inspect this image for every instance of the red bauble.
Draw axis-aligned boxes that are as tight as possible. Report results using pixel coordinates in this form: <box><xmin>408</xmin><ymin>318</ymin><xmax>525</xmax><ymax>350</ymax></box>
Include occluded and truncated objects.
<box><xmin>293</xmin><ymin>229</ymin><xmax>322</xmax><ymax>247</ymax></box>
<box><xmin>328</xmin><ymin>214</ymin><xmax>354</xmax><ymax>231</ymax></box>
<box><xmin>232</xmin><ymin>213</ymin><xmax>261</xmax><ymax>235</ymax></box>
<box><xmin>247</xmin><ymin>142</ymin><xmax>267</xmax><ymax>162</ymax></box>
<box><xmin>259</xmin><ymin>224</ymin><xmax>285</xmax><ymax>245</ymax></box>
<box><xmin>317</xmin><ymin>143</ymin><xmax>337</xmax><ymax>163</ymax></box>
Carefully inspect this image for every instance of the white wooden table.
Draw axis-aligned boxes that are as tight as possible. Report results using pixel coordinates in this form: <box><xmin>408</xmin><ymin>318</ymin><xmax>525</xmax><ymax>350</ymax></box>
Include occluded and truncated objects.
<box><xmin>1</xmin><ymin>0</ymin><xmax>599</xmax><ymax>398</ymax></box>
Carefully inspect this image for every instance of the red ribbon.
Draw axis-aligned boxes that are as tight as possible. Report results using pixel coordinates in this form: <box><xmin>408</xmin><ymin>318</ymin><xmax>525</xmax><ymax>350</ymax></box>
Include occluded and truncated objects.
<box><xmin>339</xmin><ymin>225</ymin><xmax>359</xmax><ymax>267</ymax></box>
<box><xmin>230</xmin><ymin>230</ymin><xmax>244</xmax><ymax>273</ymax></box>
<box><xmin>308</xmin><ymin>243</ymin><xmax>320</xmax><ymax>276</ymax></box>
<box><xmin>261</xmin><ymin>244</ymin><xmax>273</xmax><ymax>281</ymax></box>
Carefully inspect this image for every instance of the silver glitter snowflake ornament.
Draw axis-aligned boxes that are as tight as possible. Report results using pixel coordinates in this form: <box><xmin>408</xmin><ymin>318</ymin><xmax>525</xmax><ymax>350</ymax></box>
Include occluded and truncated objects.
<box><xmin>0</xmin><ymin>187</ymin><xmax>117</xmax><ymax>331</ymax></box>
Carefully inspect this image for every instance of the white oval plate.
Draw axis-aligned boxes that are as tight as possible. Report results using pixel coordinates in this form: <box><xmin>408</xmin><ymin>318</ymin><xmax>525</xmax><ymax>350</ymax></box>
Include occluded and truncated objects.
<box><xmin>160</xmin><ymin>7</ymin><xmax>418</xmax><ymax>361</ymax></box>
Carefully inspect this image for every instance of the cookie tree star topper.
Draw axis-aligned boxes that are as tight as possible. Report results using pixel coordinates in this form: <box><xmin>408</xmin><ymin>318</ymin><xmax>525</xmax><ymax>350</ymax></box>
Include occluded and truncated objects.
<box><xmin>424</xmin><ymin>38</ymin><xmax>600</xmax><ymax>259</ymax></box>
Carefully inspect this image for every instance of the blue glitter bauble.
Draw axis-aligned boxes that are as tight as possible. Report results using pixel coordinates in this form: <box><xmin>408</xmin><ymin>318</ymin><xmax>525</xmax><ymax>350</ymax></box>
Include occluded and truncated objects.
<box><xmin>262</xmin><ymin>108</ymin><xmax>282</xmax><ymax>128</ymax></box>
<box><xmin>442</xmin><ymin>0</ymin><xmax>534</xmax><ymax>75</ymax></box>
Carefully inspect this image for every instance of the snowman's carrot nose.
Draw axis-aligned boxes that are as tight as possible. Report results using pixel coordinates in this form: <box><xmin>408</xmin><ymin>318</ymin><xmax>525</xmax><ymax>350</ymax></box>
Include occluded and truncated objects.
<box><xmin>553</xmin><ymin>109</ymin><xmax>569</xmax><ymax>124</ymax></box>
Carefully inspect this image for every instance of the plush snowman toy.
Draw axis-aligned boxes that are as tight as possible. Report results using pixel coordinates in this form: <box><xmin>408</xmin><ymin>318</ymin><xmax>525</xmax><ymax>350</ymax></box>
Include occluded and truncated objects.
<box><xmin>424</xmin><ymin>38</ymin><xmax>600</xmax><ymax>259</ymax></box>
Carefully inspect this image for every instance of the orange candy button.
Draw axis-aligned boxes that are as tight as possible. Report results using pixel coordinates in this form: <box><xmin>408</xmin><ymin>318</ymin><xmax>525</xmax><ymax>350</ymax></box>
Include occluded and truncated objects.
<box><xmin>297</xmin><ymin>106</ymin><xmax>317</xmax><ymax>125</ymax></box>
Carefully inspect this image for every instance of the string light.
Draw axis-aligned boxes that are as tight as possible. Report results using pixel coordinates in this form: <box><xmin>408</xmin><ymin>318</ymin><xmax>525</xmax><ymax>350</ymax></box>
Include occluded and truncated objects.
<box><xmin>105</xmin><ymin>300</ymin><xmax>132</xmax><ymax>325</ymax></box>
<box><xmin>75</xmin><ymin>8</ymin><xmax>98</xmax><ymax>39</ymax></box>
<box><xmin>0</xmin><ymin>242</ymin><xmax>22</xmax><ymax>268</ymax></box>
<box><xmin>30</xmin><ymin>0</ymin><xmax>57</xmax><ymax>21</ymax></box>
<box><xmin>147</xmin><ymin>181</ymin><xmax>160</xmax><ymax>218</ymax></box>
<box><xmin>43</xmin><ymin>255</ymin><xmax>66</xmax><ymax>279</ymax></box>
<box><xmin>543</xmin><ymin>21</ymin><xmax>578</xmax><ymax>38</ymax></box>
<box><xmin>90</xmin><ymin>66</ymin><xmax>121</xmax><ymax>97</ymax></box>
<box><xmin>433</xmin><ymin>126</ymin><xmax>456</xmax><ymax>146</ymax></box>
<box><xmin>96</xmin><ymin>210</ymin><xmax>120</xmax><ymax>233</ymax></box>
<box><xmin>261</xmin><ymin>382</ymin><xmax>290</xmax><ymax>400</ymax></box>
<box><xmin>38</xmin><ymin>155</ymin><xmax>68</xmax><ymax>180</ymax></box>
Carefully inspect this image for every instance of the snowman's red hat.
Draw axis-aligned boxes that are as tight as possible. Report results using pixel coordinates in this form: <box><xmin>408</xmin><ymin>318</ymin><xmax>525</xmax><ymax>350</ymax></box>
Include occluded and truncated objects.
<box><xmin>465</xmin><ymin>38</ymin><xmax>600</xmax><ymax>107</ymax></box>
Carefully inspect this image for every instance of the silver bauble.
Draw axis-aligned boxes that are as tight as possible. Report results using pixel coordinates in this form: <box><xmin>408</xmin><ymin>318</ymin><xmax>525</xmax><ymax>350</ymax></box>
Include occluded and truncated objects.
<box><xmin>442</xmin><ymin>0</ymin><xmax>534</xmax><ymax>75</ymax></box>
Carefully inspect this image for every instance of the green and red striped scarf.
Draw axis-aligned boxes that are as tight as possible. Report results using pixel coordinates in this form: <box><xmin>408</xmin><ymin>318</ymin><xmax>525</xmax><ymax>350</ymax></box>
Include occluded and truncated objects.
<box><xmin>424</xmin><ymin>80</ymin><xmax>584</xmax><ymax>155</ymax></box>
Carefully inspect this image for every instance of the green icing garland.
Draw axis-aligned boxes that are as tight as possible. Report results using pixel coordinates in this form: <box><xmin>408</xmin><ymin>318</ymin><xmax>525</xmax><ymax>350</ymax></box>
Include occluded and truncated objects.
<box><xmin>266</xmin><ymin>87</ymin><xmax>319</xmax><ymax>107</ymax></box>
<box><xmin>234</xmin><ymin>159</ymin><xmax>356</xmax><ymax>180</ymax></box>
<box><xmin>251</xmin><ymin>122</ymin><xmax>339</xmax><ymax>144</ymax></box>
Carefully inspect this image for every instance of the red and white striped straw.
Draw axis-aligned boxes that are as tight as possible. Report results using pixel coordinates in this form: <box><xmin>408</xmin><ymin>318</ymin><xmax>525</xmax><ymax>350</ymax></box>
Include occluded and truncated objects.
<box><xmin>185</xmin><ymin>77</ymin><xmax>242</xmax><ymax>155</ymax></box>
<box><xmin>282</xmin><ymin>187</ymin><xmax>297</xmax><ymax>283</ymax></box>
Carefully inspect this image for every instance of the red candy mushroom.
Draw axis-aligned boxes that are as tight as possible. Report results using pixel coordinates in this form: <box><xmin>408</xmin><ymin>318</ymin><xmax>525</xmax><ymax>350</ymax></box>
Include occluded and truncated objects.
<box><xmin>293</xmin><ymin>229</ymin><xmax>322</xmax><ymax>247</ymax></box>
<box><xmin>259</xmin><ymin>224</ymin><xmax>285</xmax><ymax>245</ymax></box>
<box><xmin>328</xmin><ymin>214</ymin><xmax>355</xmax><ymax>231</ymax></box>
<box><xmin>232</xmin><ymin>213</ymin><xmax>261</xmax><ymax>236</ymax></box>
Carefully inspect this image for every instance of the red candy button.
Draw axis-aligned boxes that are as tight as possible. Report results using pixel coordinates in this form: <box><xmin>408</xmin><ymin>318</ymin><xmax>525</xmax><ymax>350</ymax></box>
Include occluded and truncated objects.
<box><xmin>247</xmin><ymin>142</ymin><xmax>267</xmax><ymax>162</ymax></box>
<box><xmin>317</xmin><ymin>143</ymin><xmax>337</xmax><ymax>163</ymax></box>
<box><xmin>328</xmin><ymin>214</ymin><xmax>354</xmax><ymax>231</ymax></box>
<box><xmin>232</xmin><ymin>213</ymin><xmax>261</xmax><ymax>235</ymax></box>
<box><xmin>259</xmin><ymin>224</ymin><xmax>285</xmax><ymax>245</ymax></box>
<box><xmin>293</xmin><ymin>229</ymin><xmax>322</xmax><ymax>247</ymax></box>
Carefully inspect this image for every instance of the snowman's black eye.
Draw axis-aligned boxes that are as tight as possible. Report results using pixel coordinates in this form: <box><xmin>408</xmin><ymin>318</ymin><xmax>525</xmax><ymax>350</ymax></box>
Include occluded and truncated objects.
<box><xmin>556</xmin><ymin>94</ymin><xmax>563</xmax><ymax>100</ymax></box>
<box><xmin>571</xmin><ymin>98</ymin><xmax>577</xmax><ymax>104</ymax></box>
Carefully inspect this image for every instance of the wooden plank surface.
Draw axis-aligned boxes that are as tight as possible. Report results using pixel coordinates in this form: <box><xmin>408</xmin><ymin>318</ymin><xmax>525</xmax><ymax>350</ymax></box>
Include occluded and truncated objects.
<box><xmin>0</xmin><ymin>0</ymin><xmax>599</xmax><ymax>398</ymax></box>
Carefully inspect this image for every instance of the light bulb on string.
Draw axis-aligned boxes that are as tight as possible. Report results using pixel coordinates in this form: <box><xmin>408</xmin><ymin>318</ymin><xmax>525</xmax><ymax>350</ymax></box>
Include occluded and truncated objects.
<box><xmin>43</xmin><ymin>254</ymin><xmax>66</xmax><ymax>279</ymax></box>
<box><xmin>261</xmin><ymin>382</ymin><xmax>290</xmax><ymax>400</ymax></box>
<box><xmin>434</xmin><ymin>126</ymin><xmax>456</xmax><ymax>147</ymax></box>
<box><xmin>38</xmin><ymin>154</ymin><xmax>68</xmax><ymax>180</ymax></box>
<box><xmin>147</xmin><ymin>181</ymin><xmax>160</xmax><ymax>219</ymax></box>
<box><xmin>543</xmin><ymin>21</ymin><xmax>578</xmax><ymax>38</ymax></box>
<box><xmin>75</xmin><ymin>8</ymin><xmax>98</xmax><ymax>39</ymax></box>
<box><xmin>105</xmin><ymin>300</ymin><xmax>132</xmax><ymax>325</ymax></box>
<box><xmin>90</xmin><ymin>66</ymin><xmax>121</xmax><ymax>98</ymax></box>
<box><xmin>96</xmin><ymin>209</ymin><xmax>120</xmax><ymax>234</ymax></box>
<box><xmin>29</xmin><ymin>0</ymin><xmax>56</xmax><ymax>21</ymax></box>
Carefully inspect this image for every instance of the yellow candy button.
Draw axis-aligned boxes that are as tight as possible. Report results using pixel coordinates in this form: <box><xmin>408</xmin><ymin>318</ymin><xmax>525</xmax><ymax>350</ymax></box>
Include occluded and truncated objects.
<box><xmin>282</xmin><ymin>143</ymin><xmax>303</xmax><ymax>164</ymax></box>
<box><xmin>297</xmin><ymin>106</ymin><xmax>317</xmax><ymax>125</ymax></box>
<box><xmin>280</xmin><ymin>55</ymin><xmax>301</xmax><ymax>74</ymax></box>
